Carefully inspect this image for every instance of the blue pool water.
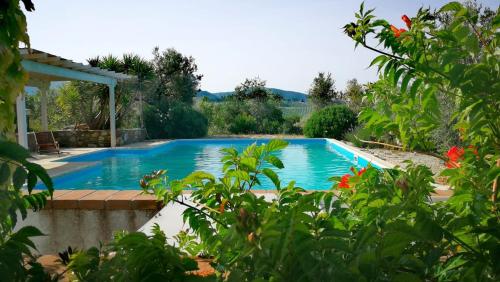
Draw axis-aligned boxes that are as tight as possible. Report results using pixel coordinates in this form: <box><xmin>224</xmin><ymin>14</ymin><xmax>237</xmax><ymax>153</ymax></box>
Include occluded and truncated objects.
<box><xmin>45</xmin><ymin>139</ymin><xmax>370</xmax><ymax>190</ymax></box>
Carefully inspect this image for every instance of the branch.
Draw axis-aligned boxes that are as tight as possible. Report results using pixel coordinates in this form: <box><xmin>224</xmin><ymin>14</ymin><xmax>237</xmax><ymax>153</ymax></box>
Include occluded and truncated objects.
<box><xmin>353</xmin><ymin>137</ymin><xmax>447</xmax><ymax>161</ymax></box>
<box><xmin>361</xmin><ymin>42</ymin><xmax>404</xmax><ymax>60</ymax></box>
<box><xmin>174</xmin><ymin>197</ymin><xmax>228</xmax><ymax>228</ymax></box>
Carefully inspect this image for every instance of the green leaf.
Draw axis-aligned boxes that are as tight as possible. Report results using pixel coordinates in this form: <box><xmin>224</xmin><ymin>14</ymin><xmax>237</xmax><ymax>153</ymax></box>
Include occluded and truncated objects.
<box><xmin>227</xmin><ymin>170</ymin><xmax>250</xmax><ymax>181</ymax></box>
<box><xmin>266</xmin><ymin>155</ymin><xmax>284</xmax><ymax>169</ymax></box>
<box><xmin>0</xmin><ymin>141</ymin><xmax>31</xmax><ymax>162</ymax></box>
<box><xmin>240</xmin><ymin>157</ymin><xmax>257</xmax><ymax>171</ymax></box>
<box><xmin>24</xmin><ymin>162</ymin><xmax>53</xmax><ymax>194</ymax></box>
<box><xmin>369</xmin><ymin>55</ymin><xmax>388</xmax><ymax>68</ymax></box>
<box><xmin>184</xmin><ymin>171</ymin><xmax>215</xmax><ymax>183</ymax></box>
<box><xmin>265</xmin><ymin>139</ymin><xmax>288</xmax><ymax>152</ymax></box>
<box><xmin>439</xmin><ymin>2</ymin><xmax>463</xmax><ymax>13</ymax></box>
<box><xmin>409</xmin><ymin>79</ymin><xmax>423</xmax><ymax>97</ymax></box>
<box><xmin>0</xmin><ymin>162</ymin><xmax>9</xmax><ymax>184</ymax></box>
<box><xmin>400</xmin><ymin>72</ymin><xmax>413</xmax><ymax>93</ymax></box>
<box><xmin>262</xmin><ymin>168</ymin><xmax>280</xmax><ymax>189</ymax></box>
<box><xmin>13</xmin><ymin>166</ymin><xmax>27</xmax><ymax>189</ymax></box>
<box><xmin>27</xmin><ymin>171</ymin><xmax>37</xmax><ymax>193</ymax></box>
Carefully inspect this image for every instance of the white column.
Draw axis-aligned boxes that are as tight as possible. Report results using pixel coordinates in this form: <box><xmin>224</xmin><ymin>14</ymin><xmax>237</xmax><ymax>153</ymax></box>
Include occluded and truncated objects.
<box><xmin>109</xmin><ymin>83</ymin><xmax>116</xmax><ymax>147</ymax></box>
<box><xmin>40</xmin><ymin>86</ymin><xmax>49</xmax><ymax>131</ymax></box>
<box><xmin>16</xmin><ymin>93</ymin><xmax>28</xmax><ymax>148</ymax></box>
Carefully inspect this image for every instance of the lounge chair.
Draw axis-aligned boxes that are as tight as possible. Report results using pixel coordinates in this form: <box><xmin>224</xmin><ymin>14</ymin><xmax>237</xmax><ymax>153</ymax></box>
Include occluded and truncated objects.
<box><xmin>34</xmin><ymin>131</ymin><xmax>60</xmax><ymax>154</ymax></box>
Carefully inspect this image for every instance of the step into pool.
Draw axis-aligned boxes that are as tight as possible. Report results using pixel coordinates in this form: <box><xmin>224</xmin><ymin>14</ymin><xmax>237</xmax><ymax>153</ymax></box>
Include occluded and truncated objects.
<box><xmin>42</xmin><ymin>139</ymin><xmax>383</xmax><ymax>190</ymax></box>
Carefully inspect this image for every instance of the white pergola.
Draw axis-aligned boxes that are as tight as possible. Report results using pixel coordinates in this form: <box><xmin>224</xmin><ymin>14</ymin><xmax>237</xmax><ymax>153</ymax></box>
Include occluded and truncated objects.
<box><xmin>17</xmin><ymin>48</ymin><xmax>135</xmax><ymax>148</ymax></box>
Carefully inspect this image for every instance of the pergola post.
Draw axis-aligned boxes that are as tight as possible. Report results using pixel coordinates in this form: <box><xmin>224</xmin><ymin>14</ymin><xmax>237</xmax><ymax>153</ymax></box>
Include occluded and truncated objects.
<box><xmin>16</xmin><ymin>93</ymin><xmax>28</xmax><ymax>148</ymax></box>
<box><xmin>39</xmin><ymin>83</ymin><xmax>50</xmax><ymax>131</ymax></box>
<box><xmin>109</xmin><ymin>83</ymin><xmax>117</xmax><ymax>148</ymax></box>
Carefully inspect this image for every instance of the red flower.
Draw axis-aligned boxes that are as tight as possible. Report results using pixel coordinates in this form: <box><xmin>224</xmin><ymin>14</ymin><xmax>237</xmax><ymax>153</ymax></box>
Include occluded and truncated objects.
<box><xmin>390</xmin><ymin>25</ymin><xmax>407</xmax><ymax>38</ymax></box>
<box><xmin>401</xmin><ymin>15</ymin><xmax>411</xmax><ymax>29</ymax></box>
<box><xmin>390</xmin><ymin>25</ymin><xmax>399</xmax><ymax>34</ymax></box>
<box><xmin>447</xmin><ymin>146</ymin><xmax>465</xmax><ymax>162</ymax></box>
<box><xmin>446</xmin><ymin>146</ymin><xmax>465</xmax><ymax>168</ymax></box>
<box><xmin>357</xmin><ymin>167</ymin><xmax>367</xmax><ymax>176</ymax></box>
<box><xmin>339</xmin><ymin>174</ymin><xmax>351</xmax><ymax>189</ymax></box>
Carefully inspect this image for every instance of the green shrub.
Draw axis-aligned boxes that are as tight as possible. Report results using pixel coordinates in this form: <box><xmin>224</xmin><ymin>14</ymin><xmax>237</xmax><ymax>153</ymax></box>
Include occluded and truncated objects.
<box><xmin>228</xmin><ymin>113</ymin><xmax>257</xmax><ymax>134</ymax></box>
<box><xmin>344</xmin><ymin>124</ymin><xmax>372</xmax><ymax>147</ymax></box>
<box><xmin>145</xmin><ymin>101</ymin><xmax>208</xmax><ymax>139</ymax></box>
<box><xmin>282</xmin><ymin>115</ymin><xmax>303</xmax><ymax>135</ymax></box>
<box><xmin>304</xmin><ymin>105</ymin><xmax>357</xmax><ymax>138</ymax></box>
<box><xmin>199</xmin><ymin>98</ymin><xmax>286</xmax><ymax>135</ymax></box>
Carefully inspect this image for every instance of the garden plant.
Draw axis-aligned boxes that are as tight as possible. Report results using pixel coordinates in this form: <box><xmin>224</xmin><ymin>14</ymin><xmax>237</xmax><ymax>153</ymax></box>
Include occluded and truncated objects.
<box><xmin>69</xmin><ymin>2</ymin><xmax>499</xmax><ymax>281</ymax></box>
<box><xmin>0</xmin><ymin>0</ymin><xmax>499</xmax><ymax>281</ymax></box>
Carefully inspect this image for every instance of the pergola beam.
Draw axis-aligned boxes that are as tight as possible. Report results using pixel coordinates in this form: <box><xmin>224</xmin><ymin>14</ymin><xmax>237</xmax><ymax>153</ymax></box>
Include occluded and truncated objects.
<box><xmin>22</xmin><ymin>60</ymin><xmax>117</xmax><ymax>85</ymax></box>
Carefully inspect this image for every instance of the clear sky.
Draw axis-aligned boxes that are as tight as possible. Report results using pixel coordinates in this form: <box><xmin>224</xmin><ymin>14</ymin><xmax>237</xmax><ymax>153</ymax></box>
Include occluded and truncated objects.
<box><xmin>25</xmin><ymin>0</ymin><xmax>497</xmax><ymax>93</ymax></box>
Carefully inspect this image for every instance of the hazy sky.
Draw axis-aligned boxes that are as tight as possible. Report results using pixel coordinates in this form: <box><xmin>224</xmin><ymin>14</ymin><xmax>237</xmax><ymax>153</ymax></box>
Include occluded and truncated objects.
<box><xmin>25</xmin><ymin>0</ymin><xmax>497</xmax><ymax>93</ymax></box>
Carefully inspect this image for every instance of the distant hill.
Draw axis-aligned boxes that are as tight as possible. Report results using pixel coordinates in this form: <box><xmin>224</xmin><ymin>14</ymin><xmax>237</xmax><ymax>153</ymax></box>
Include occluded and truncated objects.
<box><xmin>197</xmin><ymin>88</ymin><xmax>307</xmax><ymax>102</ymax></box>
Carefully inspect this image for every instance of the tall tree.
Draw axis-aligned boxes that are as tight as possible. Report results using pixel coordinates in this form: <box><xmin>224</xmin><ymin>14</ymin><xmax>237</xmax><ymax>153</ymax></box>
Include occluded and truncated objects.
<box><xmin>151</xmin><ymin>47</ymin><xmax>202</xmax><ymax>105</ymax></box>
<box><xmin>233</xmin><ymin>77</ymin><xmax>273</xmax><ymax>101</ymax></box>
<box><xmin>308</xmin><ymin>72</ymin><xmax>342</xmax><ymax>108</ymax></box>
<box><xmin>344</xmin><ymin>78</ymin><xmax>365</xmax><ymax>113</ymax></box>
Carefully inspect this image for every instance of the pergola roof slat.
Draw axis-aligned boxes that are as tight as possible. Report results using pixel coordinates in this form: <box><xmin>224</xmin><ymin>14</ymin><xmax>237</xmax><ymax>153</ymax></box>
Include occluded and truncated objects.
<box><xmin>20</xmin><ymin>48</ymin><xmax>135</xmax><ymax>82</ymax></box>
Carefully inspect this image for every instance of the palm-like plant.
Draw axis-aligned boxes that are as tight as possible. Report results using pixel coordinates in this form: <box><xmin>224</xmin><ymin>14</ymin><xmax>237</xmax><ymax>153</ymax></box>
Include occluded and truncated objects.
<box><xmin>70</xmin><ymin>54</ymin><xmax>155</xmax><ymax>130</ymax></box>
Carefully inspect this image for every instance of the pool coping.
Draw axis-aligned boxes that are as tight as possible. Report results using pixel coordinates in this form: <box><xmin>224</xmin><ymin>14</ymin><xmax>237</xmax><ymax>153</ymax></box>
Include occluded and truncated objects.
<box><xmin>325</xmin><ymin>139</ymin><xmax>395</xmax><ymax>169</ymax></box>
<box><xmin>39</xmin><ymin>189</ymin><xmax>453</xmax><ymax>211</ymax></box>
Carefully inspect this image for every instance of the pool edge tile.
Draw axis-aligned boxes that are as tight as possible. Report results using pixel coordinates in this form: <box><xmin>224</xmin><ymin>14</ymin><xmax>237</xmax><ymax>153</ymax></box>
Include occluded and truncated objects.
<box><xmin>78</xmin><ymin>190</ymin><xmax>119</xmax><ymax>210</ymax></box>
<box><xmin>105</xmin><ymin>191</ymin><xmax>142</xmax><ymax>210</ymax></box>
<box><xmin>51</xmin><ymin>190</ymin><xmax>96</xmax><ymax>209</ymax></box>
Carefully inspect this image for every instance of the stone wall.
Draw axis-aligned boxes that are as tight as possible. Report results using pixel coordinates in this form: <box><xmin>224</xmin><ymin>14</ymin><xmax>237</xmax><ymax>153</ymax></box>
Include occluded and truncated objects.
<box><xmin>46</xmin><ymin>128</ymin><xmax>147</xmax><ymax>148</ymax></box>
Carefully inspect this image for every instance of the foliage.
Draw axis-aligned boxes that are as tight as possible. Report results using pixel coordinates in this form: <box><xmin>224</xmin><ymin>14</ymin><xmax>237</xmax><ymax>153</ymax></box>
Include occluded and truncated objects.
<box><xmin>198</xmin><ymin>98</ymin><xmax>286</xmax><ymax>135</ymax></box>
<box><xmin>0</xmin><ymin>140</ymin><xmax>55</xmax><ymax>280</ymax></box>
<box><xmin>26</xmin><ymin>84</ymin><xmax>95</xmax><ymax>130</ymax></box>
<box><xmin>73</xmin><ymin>54</ymin><xmax>152</xmax><ymax>129</ymax></box>
<box><xmin>359</xmin><ymin>77</ymin><xmax>413</xmax><ymax>147</ymax></box>
<box><xmin>228</xmin><ymin>113</ymin><xmax>257</xmax><ymax>134</ymax></box>
<box><xmin>308</xmin><ymin>72</ymin><xmax>343</xmax><ymax>109</ymax></box>
<box><xmin>343</xmin><ymin>1</ymin><xmax>499</xmax><ymax>152</ymax></box>
<box><xmin>150</xmin><ymin>47</ymin><xmax>202</xmax><ymax>105</ymax></box>
<box><xmin>281</xmin><ymin>115</ymin><xmax>303</xmax><ymax>135</ymax></box>
<box><xmin>303</xmin><ymin>105</ymin><xmax>357</xmax><ymax>139</ymax></box>
<box><xmin>125</xmin><ymin>138</ymin><xmax>498</xmax><ymax>281</ymax></box>
<box><xmin>344</xmin><ymin>78</ymin><xmax>366</xmax><ymax>113</ymax></box>
<box><xmin>67</xmin><ymin>225</ymin><xmax>203</xmax><ymax>281</ymax></box>
<box><xmin>341</xmin><ymin>1</ymin><xmax>500</xmax><ymax>280</ymax></box>
<box><xmin>344</xmin><ymin>124</ymin><xmax>373</xmax><ymax>147</ymax></box>
<box><xmin>0</xmin><ymin>0</ymin><xmax>31</xmax><ymax>140</ymax></box>
<box><xmin>0</xmin><ymin>1</ymin><xmax>58</xmax><ymax>281</ymax></box>
<box><xmin>233</xmin><ymin>77</ymin><xmax>274</xmax><ymax>101</ymax></box>
<box><xmin>145</xmin><ymin>101</ymin><xmax>208</xmax><ymax>139</ymax></box>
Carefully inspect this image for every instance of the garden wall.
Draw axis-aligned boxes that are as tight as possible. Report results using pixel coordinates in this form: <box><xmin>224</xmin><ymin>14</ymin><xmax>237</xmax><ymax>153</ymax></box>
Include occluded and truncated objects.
<box><xmin>48</xmin><ymin>128</ymin><xmax>146</xmax><ymax>148</ymax></box>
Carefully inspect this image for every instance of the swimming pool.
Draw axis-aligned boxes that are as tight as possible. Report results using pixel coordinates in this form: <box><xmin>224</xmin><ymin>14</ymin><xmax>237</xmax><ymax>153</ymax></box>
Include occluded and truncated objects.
<box><xmin>43</xmin><ymin>139</ymin><xmax>385</xmax><ymax>190</ymax></box>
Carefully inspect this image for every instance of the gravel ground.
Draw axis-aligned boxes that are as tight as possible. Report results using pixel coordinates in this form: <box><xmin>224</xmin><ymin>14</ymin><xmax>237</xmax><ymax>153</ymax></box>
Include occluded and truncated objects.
<box><xmin>357</xmin><ymin>147</ymin><xmax>446</xmax><ymax>178</ymax></box>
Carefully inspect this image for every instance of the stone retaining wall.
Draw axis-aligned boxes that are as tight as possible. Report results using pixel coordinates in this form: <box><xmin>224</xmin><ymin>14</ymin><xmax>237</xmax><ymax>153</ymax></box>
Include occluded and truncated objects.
<box><xmin>45</xmin><ymin>128</ymin><xmax>146</xmax><ymax>148</ymax></box>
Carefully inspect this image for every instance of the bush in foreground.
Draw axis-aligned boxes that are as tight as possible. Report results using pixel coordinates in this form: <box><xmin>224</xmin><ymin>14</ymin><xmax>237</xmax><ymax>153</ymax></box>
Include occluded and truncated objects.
<box><xmin>67</xmin><ymin>140</ymin><xmax>498</xmax><ymax>281</ymax></box>
<box><xmin>304</xmin><ymin>105</ymin><xmax>357</xmax><ymax>139</ymax></box>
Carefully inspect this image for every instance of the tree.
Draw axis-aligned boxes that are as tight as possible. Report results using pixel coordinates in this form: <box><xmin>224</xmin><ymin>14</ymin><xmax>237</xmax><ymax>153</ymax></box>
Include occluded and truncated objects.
<box><xmin>233</xmin><ymin>77</ymin><xmax>272</xmax><ymax>101</ymax></box>
<box><xmin>151</xmin><ymin>47</ymin><xmax>202</xmax><ymax>105</ymax></box>
<box><xmin>56</xmin><ymin>54</ymin><xmax>152</xmax><ymax>130</ymax></box>
<box><xmin>342</xmin><ymin>2</ymin><xmax>499</xmax><ymax>279</ymax></box>
<box><xmin>308</xmin><ymin>72</ymin><xmax>343</xmax><ymax>108</ymax></box>
<box><xmin>344</xmin><ymin>78</ymin><xmax>365</xmax><ymax>113</ymax></box>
